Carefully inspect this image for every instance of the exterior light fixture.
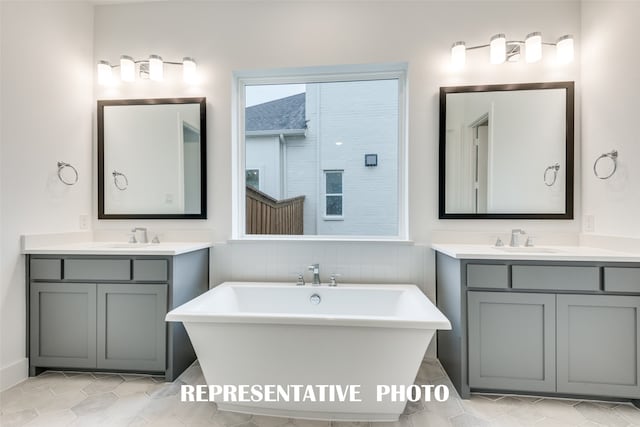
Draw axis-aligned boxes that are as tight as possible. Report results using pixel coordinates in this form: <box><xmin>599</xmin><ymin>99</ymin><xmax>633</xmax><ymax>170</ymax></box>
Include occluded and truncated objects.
<box><xmin>450</xmin><ymin>33</ymin><xmax>574</xmax><ymax>68</ymax></box>
<box><xmin>365</xmin><ymin>154</ymin><xmax>378</xmax><ymax>167</ymax></box>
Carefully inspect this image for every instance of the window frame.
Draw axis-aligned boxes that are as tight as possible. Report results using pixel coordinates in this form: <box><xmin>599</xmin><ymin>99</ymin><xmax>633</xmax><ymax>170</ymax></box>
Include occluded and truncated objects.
<box><xmin>232</xmin><ymin>63</ymin><xmax>409</xmax><ymax>241</ymax></box>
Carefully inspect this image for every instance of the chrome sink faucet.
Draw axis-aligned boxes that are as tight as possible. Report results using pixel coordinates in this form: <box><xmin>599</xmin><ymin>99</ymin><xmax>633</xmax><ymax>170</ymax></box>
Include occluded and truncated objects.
<box><xmin>510</xmin><ymin>229</ymin><xmax>526</xmax><ymax>247</ymax></box>
<box><xmin>308</xmin><ymin>263</ymin><xmax>320</xmax><ymax>286</ymax></box>
<box><xmin>132</xmin><ymin>227</ymin><xmax>148</xmax><ymax>244</ymax></box>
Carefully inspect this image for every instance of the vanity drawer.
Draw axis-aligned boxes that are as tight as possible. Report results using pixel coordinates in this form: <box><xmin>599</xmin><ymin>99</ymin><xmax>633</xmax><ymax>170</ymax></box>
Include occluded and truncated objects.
<box><xmin>512</xmin><ymin>266</ymin><xmax>599</xmax><ymax>291</ymax></box>
<box><xmin>30</xmin><ymin>259</ymin><xmax>62</xmax><ymax>280</ymax></box>
<box><xmin>466</xmin><ymin>264</ymin><xmax>508</xmax><ymax>288</ymax></box>
<box><xmin>133</xmin><ymin>259</ymin><xmax>168</xmax><ymax>282</ymax></box>
<box><xmin>604</xmin><ymin>267</ymin><xmax>640</xmax><ymax>293</ymax></box>
<box><xmin>64</xmin><ymin>259</ymin><xmax>131</xmax><ymax>281</ymax></box>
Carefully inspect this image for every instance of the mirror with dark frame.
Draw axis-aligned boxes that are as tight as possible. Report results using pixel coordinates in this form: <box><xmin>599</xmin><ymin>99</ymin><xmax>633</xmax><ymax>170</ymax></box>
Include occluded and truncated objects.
<box><xmin>98</xmin><ymin>97</ymin><xmax>207</xmax><ymax>219</ymax></box>
<box><xmin>439</xmin><ymin>82</ymin><xmax>574</xmax><ymax>219</ymax></box>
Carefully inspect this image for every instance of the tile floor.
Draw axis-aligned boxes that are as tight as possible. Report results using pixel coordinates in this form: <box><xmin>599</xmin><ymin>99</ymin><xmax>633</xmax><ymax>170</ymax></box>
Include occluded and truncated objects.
<box><xmin>1</xmin><ymin>360</ymin><xmax>639</xmax><ymax>427</ymax></box>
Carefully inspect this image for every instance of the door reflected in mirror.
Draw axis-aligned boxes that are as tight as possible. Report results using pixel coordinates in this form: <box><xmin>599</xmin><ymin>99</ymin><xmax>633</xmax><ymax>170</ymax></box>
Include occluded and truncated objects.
<box><xmin>439</xmin><ymin>82</ymin><xmax>574</xmax><ymax>219</ymax></box>
<box><xmin>98</xmin><ymin>98</ymin><xmax>206</xmax><ymax>219</ymax></box>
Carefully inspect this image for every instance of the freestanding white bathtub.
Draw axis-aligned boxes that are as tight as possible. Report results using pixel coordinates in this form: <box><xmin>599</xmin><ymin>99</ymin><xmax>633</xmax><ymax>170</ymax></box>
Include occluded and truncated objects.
<box><xmin>166</xmin><ymin>282</ymin><xmax>451</xmax><ymax>421</ymax></box>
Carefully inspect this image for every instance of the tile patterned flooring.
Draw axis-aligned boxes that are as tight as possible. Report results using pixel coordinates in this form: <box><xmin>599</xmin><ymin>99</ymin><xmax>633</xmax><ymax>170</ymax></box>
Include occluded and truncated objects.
<box><xmin>1</xmin><ymin>360</ymin><xmax>639</xmax><ymax>427</ymax></box>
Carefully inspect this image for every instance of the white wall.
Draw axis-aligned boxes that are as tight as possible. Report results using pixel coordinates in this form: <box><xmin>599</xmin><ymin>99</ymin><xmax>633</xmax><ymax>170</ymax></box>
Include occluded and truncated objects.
<box><xmin>0</xmin><ymin>1</ymin><xmax>94</xmax><ymax>389</ymax></box>
<box><xmin>581</xmin><ymin>1</ymin><xmax>640</xmax><ymax>238</ymax></box>
<box><xmin>287</xmin><ymin>88</ymin><xmax>320</xmax><ymax>234</ymax></box>
<box><xmin>246</xmin><ymin>135</ymin><xmax>281</xmax><ymax>198</ymax></box>
<box><xmin>93</xmin><ymin>0</ymin><xmax>581</xmax><ymax>240</ymax></box>
<box><xmin>6</xmin><ymin>0</ymin><xmax>639</xmax><ymax>390</ymax></box>
<box><xmin>92</xmin><ymin>1</ymin><xmax>581</xmax><ymax>358</ymax></box>
<box><xmin>0</xmin><ymin>1</ymin><xmax>584</xmax><ymax>389</ymax></box>
<box><xmin>317</xmin><ymin>80</ymin><xmax>399</xmax><ymax>236</ymax></box>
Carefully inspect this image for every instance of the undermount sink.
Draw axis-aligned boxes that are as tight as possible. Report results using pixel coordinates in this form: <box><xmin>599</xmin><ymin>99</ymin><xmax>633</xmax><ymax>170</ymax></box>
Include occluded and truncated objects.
<box><xmin>494</xmin><ymin>246</ymin><xmax>562</xmax><ymax>254</ymax></box>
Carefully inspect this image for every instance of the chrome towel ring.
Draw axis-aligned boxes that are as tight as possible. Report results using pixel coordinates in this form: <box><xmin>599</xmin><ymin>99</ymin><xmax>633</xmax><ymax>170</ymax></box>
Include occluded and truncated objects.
<box><xmin>544</xmin><ymin>163</ymin><xmax>560</xmax><ymax>187</ymax></box>
<box><xmin>112</xmin><ymin>170</ymin><xmax>129</xmax><ymax>190</ymax></box>
<box><xmin>57</xmin><ymin>161</ymin><xmax>78</xmax><ymax>186</ymax></box>
<box><xmin>593</xmin><ymin>150</ymin><xmax>618</xmax><ymax>180</ymax></box>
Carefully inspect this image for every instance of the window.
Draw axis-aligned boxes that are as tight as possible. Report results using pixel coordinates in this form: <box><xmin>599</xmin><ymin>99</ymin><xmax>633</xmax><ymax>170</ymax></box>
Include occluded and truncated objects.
<box><xmin>246</xmin><ymin>169</ymin><xmax>260</xmax><ymax>190</ymax></box>
<box><xmin>324</xmin><ymin>170</ymin><xmax>343</xmax><ymax>218</ymax></box>
<box><xmin>235</xmin><ymin>63</ymin><xmax>407</xmax><ymax>239</ymax></box>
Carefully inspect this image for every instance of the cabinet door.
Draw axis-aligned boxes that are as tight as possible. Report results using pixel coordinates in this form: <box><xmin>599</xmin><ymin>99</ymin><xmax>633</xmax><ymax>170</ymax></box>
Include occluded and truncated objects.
<box><xmin>557</xmin><ymin>294</ymin><xmax>640</xmax><ymax>398</ymax></box>
<box><xmin>468</xmin><ymin>291</ymin><xmax>556</xmax><ymax>392</ymax></box>
<box><xmin>30</xmin><ymin>283</ymin><xmax>97</xmax><ymax>368</ymax></box>
<box><xmin>97</xmin><ymin>284</ymin><xmax>167</xmax><ymax>372</ymax></box>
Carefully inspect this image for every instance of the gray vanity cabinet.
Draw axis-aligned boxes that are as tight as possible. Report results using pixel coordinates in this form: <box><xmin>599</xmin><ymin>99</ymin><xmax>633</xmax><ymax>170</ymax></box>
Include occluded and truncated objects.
<box><xmin>436</xmin><ymin>252</ymin><xmax>640</xmax><ymax>405</ymax></box>
<box><xmin>468</xmin><ymin>291</ymin><xmax>556</xmax><ymax>392</ymax></box>
<box><xmin>30</xmin><ymin>282</ymin><xmax>97</xmax><ymax>369</ymax></box>
<box><xmin>97</xmin><ymin>284</ymin><xmax>167</xmax><ymax>372</ymax></box>
<box><xmin>557</xmin><ymin>294</ymin><xmax>640</xmax><ymax>398</ymax></box>
<box><xmin>27</xmin><ymin>249</ymin><xmax>209</xmax><ymax>380</ymax></box>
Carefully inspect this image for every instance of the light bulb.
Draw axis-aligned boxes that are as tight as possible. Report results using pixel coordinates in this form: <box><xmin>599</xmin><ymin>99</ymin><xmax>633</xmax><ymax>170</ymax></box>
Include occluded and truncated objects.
<box><xmin>149</xmin><ymin>55</ymin><xmax>163</xmax><ymax>81</ymax></box>
<box><xmin>183</xmin><ymin>57</ymin><xmax>197</xmax><ymax>84</ymax></box>
<box><xmin>490</xmin><ymin>34</ymin><xmax>506</xmax><ymax>64</ymax></box>
<box><xmin>556</xmin><ymin>35</ymin><xmax>574</xmax><ymax>64</ymax></box>
<box><xmin>525</xmin><ymin>32</ymin><xmax>542</xmax><ymax>63</ymax></box>
<box><xmin>451</xmin><ymin>42</ymin><xmax>466</xmax><ymax>69</ymax></box>
<box><xmin>120</xmin><ymin>55</ymin><xmax>135</xmax><ymax>82</ymax></box>
<box><xmin>97</xmin><ymin>61</ymin><xmax>112</xmax><ymax>85</ymax></box>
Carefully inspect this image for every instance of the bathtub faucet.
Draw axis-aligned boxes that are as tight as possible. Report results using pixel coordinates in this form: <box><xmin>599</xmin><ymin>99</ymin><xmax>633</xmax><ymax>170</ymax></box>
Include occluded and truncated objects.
<box><xmin>308</xmin><ymin>264</ymin><xmax>321</xmax><ymax>286</ymax></box>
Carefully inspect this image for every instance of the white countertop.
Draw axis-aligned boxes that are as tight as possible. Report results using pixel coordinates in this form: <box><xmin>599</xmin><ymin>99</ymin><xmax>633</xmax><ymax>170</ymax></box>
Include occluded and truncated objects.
<box><xmin>431</xmin><ymin>243</ymin><xmax>640</xmax><ymax>263</ymax></box>
<box><xmin>23</xmin><ymin>241</ymin><xmax>212</xmax><ymax>256</ymax></box>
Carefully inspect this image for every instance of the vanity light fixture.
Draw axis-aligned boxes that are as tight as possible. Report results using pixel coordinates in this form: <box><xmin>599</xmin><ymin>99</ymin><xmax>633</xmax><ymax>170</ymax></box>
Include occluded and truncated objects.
<box><xmin>556</xmin><ymin>35</ymin><xmax>574</xmax><ymax>64</ymax></box>
<box><xmin>489</xmin><ymin>34</ymin><xmax>506</xmax><ymax>64</ymax></box>
<box><xmin>120</xmin><ymin>55</ymin><xmax>135</xmax><ymax>82</ymax></box>
<box><xmin>96</xmin><ymin>54</ymin><xmax>197</xmax><ymax>85</ymax></box>
<box><xmin>451</xmin><ymin>33</ymin><xmax>574</xmax><ymax>68</ymax></box>
<box><xmin>182</xmin><ymin>57</ymin><xmax>197</xmax><ymax>84</ymax></box>
<box><xmin>97</xmin><ymin>60</ymin><xmax>112</xmax><ymax>85</ymax></box>
<box><xmin>525</xmin><ymin>32</ymin><xmax>542</xmax><ymax>63</ymax></box>
<box><xmin>451</xmin><ymin>42</ymin><xmax>466</xmax><ymax>69</ymax></box>
<box><xmin>148</xmin><ymin>55</ymin><xmax>164</xmax><ymax>81</ymax></box>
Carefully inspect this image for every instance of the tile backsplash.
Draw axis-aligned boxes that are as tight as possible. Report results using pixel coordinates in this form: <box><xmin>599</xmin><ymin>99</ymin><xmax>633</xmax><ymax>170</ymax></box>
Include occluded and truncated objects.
<box><xmin>212</xmin><ymin>240</ymin><xmax>430</xmax><ymax>296</ymax></box>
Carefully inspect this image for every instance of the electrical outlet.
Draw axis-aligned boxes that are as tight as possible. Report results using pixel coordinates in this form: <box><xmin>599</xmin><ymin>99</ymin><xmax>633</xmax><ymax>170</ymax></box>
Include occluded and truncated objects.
<box><xmin>165</xmin><ymin>193</ymin><xmax>174</xmax><ymax>204</ymax></box>
<box><xmin>79</xmin><ymin>214</ymin><xmax>90</xmax><ymax>230</ymax></box>
<box><xmin>584</xmin><ymin>215</ymin><xmax>595</xmax><ymax>232</ymax></box>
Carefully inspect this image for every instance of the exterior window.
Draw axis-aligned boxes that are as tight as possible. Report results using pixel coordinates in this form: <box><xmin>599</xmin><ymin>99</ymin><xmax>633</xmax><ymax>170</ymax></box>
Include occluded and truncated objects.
<box><xmin>324</xmin><ymin>171</ymin><xmax>343</xmax><ymax>217</ymax></box>
<box><xmin>236</xmin><ymin>63</ymin><xmax>407</xmax><ymax>239</ymax></box>
<box><xmin>246</xmin><ymin>169</ymin><xmax>259</xmax><ymax>190</ymax></box>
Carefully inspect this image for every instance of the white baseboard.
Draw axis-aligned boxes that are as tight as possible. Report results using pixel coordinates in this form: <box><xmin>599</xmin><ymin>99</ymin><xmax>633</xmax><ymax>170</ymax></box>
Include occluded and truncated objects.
<box><xmin>0</xmin><ymin>358</ymin><xmax>28</xmax><ymax>391</ymax></box>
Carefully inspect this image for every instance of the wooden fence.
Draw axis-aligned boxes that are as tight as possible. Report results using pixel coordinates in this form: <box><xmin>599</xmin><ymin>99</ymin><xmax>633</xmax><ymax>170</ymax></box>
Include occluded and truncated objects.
<box><xmin>246</xmin><ymin>186</ymin><xmax>305</xmax><ymax>235</ymax></box>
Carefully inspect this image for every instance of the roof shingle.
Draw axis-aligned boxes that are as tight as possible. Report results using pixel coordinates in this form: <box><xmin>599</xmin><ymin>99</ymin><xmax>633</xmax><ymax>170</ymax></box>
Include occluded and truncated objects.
<box><xmin>245</xmin><ymin>92</ymin><xmax>306</xmax><ymax>132</ymax></box>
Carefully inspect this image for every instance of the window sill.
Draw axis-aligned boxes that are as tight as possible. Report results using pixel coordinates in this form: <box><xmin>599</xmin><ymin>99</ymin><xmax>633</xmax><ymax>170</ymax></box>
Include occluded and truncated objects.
<box><xmin>232</xmin><ymin>235</ymin><xmax>413</xmax><ymax>244</ymax></box>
